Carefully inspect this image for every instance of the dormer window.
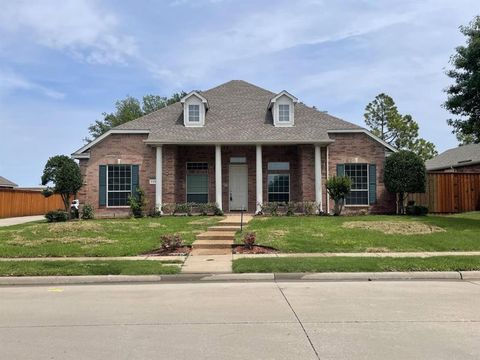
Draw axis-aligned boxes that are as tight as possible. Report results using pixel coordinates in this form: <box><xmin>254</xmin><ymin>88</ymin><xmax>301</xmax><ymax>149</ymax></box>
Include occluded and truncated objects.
<box><xmin>268</xmin><ymin>90</ymin><xmax>298</xmax><ymax>127</ymax></box>
<box><xmin>181</xmin><ymin>91</ymin><xmax>209</xmax><ymax>127</ymax></box>
<box><xmin>188</xmin><ymin>104</ymin><xmax>200</xmax><ymax>123</ymax></box>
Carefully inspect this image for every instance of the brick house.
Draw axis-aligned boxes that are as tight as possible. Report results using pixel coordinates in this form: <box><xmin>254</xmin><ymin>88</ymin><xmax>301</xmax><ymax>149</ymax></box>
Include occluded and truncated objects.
<box><xmin>72</xmin><ymin>80</ymin><xmax>396</xmax><ymax>216</ymax></box>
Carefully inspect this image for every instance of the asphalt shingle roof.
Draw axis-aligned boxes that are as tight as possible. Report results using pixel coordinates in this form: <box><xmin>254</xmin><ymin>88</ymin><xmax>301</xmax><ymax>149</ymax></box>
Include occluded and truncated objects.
<box><xmin>426</xmin><ymin>143</ymin><xmax>480</xmax><ymax>170</ymax></box>
<box><xmin>0</xmin><ymin>176</ymin><xmax>18</xmax><ymax>188</ymax></box>
<box><xmin>116</xmin><ymin>80</ymin><xmax>361</xmax><ymax>143</ymax></box>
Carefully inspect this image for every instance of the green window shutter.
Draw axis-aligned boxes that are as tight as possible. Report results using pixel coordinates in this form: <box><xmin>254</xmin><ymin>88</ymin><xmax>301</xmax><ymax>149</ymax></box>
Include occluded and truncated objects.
<box><xmin>368</xmin><ymin>164</ymin><xmax>377</xmax><ymax>204</ymax></box>
<box><xmin>99</xmin><ymin>165</ymin><xmax>107</xmax><ymax>206</ymax></box>
<box><xmin>336</xmin><ymin>164</ymin><xmax>345</xmax><ymax>176</ymax></box>
<box><xmin>131</xmin><ymin>165</ymin><xmax>139</xmax><ymax>199</ymax></box>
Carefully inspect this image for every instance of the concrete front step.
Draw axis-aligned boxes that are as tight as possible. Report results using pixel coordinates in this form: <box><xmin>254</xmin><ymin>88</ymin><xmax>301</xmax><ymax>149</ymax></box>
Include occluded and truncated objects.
<box><xmin>192</xmin><ymin>241</ymin><xmax>232</xmax><ymax>250</ymax></box>
<box><xmin>208</xmin><ymin>226</ymin><xmax>240</xmax><ymax>232</ymax></box>
<box><xmin>196</xmin><ymin>232</ymin><xmax>235</xmax><ymax>240</ymax></box>
<box><xmin>190</xmin><ymin>248</ymin><xmax>232</xmax><ymax>256</ymax></box>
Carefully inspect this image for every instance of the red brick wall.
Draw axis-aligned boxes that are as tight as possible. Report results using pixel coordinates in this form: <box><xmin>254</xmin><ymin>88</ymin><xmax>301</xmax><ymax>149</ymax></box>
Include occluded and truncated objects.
<box><xmin>78</xmin><ymin>134</ymin><xmax>156</xmax><ymax>217</ymax></box>
<box><xmin>78</xmin><ymin>132</ymin><xmax>395</xmax><ymax>216</ymax></box>
<box><xmin>327</xmin><ymin>133</ymin><xmax>395</xmax><ymax>214</ymax></box>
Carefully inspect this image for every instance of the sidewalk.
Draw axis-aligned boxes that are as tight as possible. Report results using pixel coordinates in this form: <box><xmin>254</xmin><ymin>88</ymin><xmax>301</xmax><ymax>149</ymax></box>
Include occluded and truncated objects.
<box><xmin>0</xmin><ymin>215</ymin><xmax>45</xmax><ymax>227</ymax></box>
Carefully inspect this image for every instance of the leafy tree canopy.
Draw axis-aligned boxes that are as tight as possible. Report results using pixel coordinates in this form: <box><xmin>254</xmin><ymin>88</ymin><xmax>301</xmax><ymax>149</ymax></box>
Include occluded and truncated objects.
<box><xmin>85</xmin><ymin>92</ymin><xmax>186</xmax><ymax>142</ymax></box>
<box><xmin>384</xmin><ymin>150</ymin><xmax>426</xmax><ymax>214</ymax></box>
<box><xmin>444</xmin><ymin>15</ymin><xmax>480</xmax><ymax>144</ymax></box>
<box><xmin>364</xmin><ymin>94</ymin><xmax>437</xmax><ymax>160</ymax></box>
<box><xmin>41</xmin><ymin>155</ymin><xmax>83</xmax><ymax>213</ymax></box>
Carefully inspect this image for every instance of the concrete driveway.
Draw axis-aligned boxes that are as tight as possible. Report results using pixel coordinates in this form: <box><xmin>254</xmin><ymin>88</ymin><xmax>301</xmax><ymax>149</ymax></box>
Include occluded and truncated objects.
<box><xmin>1</xmin><ymin>280</ymin><xmax>479</xmax><ymax>359</ymax></box>
<box><xmin>0</xmin><ymin>215</ymin><xmax>45</xmax><ymax>227</ymax></box>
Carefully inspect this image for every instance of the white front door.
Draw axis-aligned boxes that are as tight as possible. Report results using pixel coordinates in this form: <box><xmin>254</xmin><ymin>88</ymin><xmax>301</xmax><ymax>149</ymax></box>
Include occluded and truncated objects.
<box><xmin>229</xmin><ymin>164</ymin><xmax>248</xmax><ymax>211</ymax></box>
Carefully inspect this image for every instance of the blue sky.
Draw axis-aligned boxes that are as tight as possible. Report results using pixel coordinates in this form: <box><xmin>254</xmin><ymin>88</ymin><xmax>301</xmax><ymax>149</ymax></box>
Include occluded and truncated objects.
<box><xmin>0</xmin><ymin>0</ymin><xmax>478</xmax><ymax>186</ymax></box>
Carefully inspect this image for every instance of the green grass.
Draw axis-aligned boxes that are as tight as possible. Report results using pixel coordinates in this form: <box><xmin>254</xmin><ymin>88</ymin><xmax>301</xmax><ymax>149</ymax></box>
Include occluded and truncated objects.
<box><xmin>233</xmin><ymin>256</ymin><xmax>480</xmax><ymax>273</ymax></box>
<box><xmin>0</xmin><ymin>216</ymin><xmax>221</xmax><ymax>258</ymax></box>
<box><xmin>236</xmin><ymin>212</ymin><xmax>480</xmax><ymax>253</ymax></box>
<box><xmin>0</xmin><ymin>260</ymin><xmax>181</xmax><ymax>276</ymax></box>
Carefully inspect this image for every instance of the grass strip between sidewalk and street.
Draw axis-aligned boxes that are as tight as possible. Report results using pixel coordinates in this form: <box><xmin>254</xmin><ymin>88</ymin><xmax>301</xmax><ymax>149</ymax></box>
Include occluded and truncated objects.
<box><xmin>232</xmin><ymin>256</ymin><xmax>480</xmax><ymax>273</ymax></box>
<box><xmin>0</xmin><ymin>260</ymin><xmax>181</xmax><ymax>276</ymax></box>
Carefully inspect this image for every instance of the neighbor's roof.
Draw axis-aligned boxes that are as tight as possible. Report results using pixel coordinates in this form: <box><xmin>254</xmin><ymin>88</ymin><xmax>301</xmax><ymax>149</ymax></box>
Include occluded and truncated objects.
<box><xmin>115</xmin><ymin>80</ymin><xmax>361</xmax><ymax>144</ymax></box>
<box><xmin>426</xmin><ymin>143</ymin><xmax>480</xmax><ymax>171</ymax></box>
<box><xmin>0</xmin><ymin>176</ymin><xmax>18</xmax><ymax>188</ymax></box>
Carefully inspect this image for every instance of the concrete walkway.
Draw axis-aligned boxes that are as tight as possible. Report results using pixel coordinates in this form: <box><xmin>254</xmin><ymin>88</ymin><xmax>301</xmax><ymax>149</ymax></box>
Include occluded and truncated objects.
<box><xmin>182</xmin><ymin>214</ymin><xmax>253</xmax><ymax>273</ymax></box>
<box><xmin>233</xmin><ymin>251</ymin><xmax>480</xmax><ymax>259</ymax></box>
<box><xmin>0</xmin><ymin>215</ymin><xmax>45</xmax><ymax>227</ymax></box>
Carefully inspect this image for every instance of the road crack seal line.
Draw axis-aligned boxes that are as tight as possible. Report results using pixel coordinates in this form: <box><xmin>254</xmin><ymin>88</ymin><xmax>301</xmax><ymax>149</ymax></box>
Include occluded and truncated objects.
<box><xmin>274</xmin><ymin>280</ymin><xmax>321</xmax><ymax>360</ymax></box>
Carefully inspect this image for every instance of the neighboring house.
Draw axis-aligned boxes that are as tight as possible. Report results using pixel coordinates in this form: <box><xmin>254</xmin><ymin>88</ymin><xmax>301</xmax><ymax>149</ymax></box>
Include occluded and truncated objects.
<box><xmin>72</xmin><ymin>80</ymin><xmax>396</xmax><ymax>216</ymax></box>
<box><xmin>0</xmin><ymin>176</ymin><xmax>18</xmax><ymax>189</ymax></box>
<box><xmin>426</xmin><ymin>143</ymin><xmax>480</xmax><ymax>173</ymax></box>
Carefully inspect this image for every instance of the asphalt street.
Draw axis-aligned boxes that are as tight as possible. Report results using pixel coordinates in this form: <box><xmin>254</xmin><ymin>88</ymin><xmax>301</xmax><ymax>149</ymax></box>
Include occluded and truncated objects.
<box><xmin>1</xmin><ymin>280</ymin><xmax>479</xmax><ymax>359</ymax></box>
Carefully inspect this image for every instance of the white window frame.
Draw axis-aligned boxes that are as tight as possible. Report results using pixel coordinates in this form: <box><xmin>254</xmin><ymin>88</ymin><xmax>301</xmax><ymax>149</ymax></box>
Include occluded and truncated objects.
<box><xmin>188</xmin><ymin>104</ymin><xmax>200</xmax><ymax>123</ymax></box>
<box><xmin>185</xmin><ymin>162</ymin><xmax>209</xmax><ymax>203</ymax></box>
<box><xmin>267</xmin><ymin>173</ymin><xmax>290</xmax><ymax>203</ymax></box>
<box><xmin>106</xmin><ymin>164</ymin><xmax>132</xmax><ymax>208</ymax></box>
<box><xmin>344</xmin><ymin>163</ymin><xmax>369</xmax><ymax>207</ymax></box>
<box><xmin>267</xmin><ymin>162</ymin><xmax>290</xmax><ymax>171</ymax></box>
<box><xmin>278</xmin><ymin>104</ymin><xmax>290</xmax><ymax>122</ymax></box>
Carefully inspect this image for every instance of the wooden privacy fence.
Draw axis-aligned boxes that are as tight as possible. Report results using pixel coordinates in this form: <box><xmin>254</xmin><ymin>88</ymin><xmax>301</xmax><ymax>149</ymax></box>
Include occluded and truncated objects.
<box><xmin>409</xmin><ymin>173</ymin><xmax>480</xmax><ymax>213</ymax></box>
<box><xmin>0</xmin><ymin>189</ymin><xmax>66</xmax><ymax>218</ymax></box>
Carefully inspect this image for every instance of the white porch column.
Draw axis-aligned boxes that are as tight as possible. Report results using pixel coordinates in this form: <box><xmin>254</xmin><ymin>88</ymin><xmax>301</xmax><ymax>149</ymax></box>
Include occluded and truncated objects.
<box><xmin>314</xmin><ymin>144</ymin><xmax>323</xmax><ymax>212</ymax></box>
<box><xmin>256</xmin><ymin>144</ymin><xmax>263</xmax><ymax>214</ymax></box>
<box><xmin>155</xmin><ymin>145</ymin><xmax>163</xmax><ymax>213</ymax></box>
<box><xmin>325</xmin><ymin>145</ymin><xmax>330</xmax><ymax>214</ymax></box>
<box><xmin>215</xmin><ymin>145</ymin><xmax>222</xmax><ymax>211</ymax></box>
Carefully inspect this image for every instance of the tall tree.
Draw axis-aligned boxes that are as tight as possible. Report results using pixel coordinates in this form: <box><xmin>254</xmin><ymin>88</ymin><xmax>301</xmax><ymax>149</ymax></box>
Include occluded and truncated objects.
<box><xmin>85</xmin><ymin>92</ymin><xmax>186</xmax><ymax>142</ymax></box>
<box><xmin>444</xmin><ymin>16</ymin><xmax>480</xmax><ymax>144</ymax></box>
<box><xmin>41</xmin><ymin>155</ymin><xmax>83</xmax><ymax>215</ymax></box>
<box><xmin>364</xmin><ymin>94</ymin><xmax>437</xmax><ymax>160</ymax></box>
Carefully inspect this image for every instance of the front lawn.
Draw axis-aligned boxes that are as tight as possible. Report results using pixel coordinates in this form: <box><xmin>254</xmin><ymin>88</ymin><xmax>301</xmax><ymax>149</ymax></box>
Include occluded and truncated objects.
<box><xmin>236</xmin><ymin>212</ymin><xmax>480</xmax><ymax>253</ymax></box>
<box><xmin>233</xmin><ymin>256</ymin><xmax>480</xmax><ymax>273</ymax></box>
<box><xmin>0</xmin><ymin>260</ymin><xmax>180</xmax><ymax>276</ymax></box>
<box><xmin>0</xmin><ymin>216</ymin><xmax>221</xmax><ymax>257</ymax></box>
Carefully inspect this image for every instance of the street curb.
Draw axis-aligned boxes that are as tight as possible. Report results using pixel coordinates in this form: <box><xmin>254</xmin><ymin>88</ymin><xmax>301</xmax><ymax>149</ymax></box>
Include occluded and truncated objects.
<box><xmin>1</xmin><ymin>271</ymin><xmax>479</xmax><ymax>285</ymax></box>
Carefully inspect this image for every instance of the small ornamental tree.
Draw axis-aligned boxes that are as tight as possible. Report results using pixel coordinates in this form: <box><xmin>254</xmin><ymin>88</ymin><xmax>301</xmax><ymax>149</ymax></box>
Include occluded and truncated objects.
<box><xmin>384</xmin><ymin>150</ymin><xmax>426</xmax><ymax>214</ymax></box>
<box><xmin>41</xmin><ymin>155</ymin><xmax>83</xmax><ymax>216</ymax></box>
<box><xmin>326</xmin><ymin>176</ymin><xmax>352</xmax><ymax>216</ymax></box>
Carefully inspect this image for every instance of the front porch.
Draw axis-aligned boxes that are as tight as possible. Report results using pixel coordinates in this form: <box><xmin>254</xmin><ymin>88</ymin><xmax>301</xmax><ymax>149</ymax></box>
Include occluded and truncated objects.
<box><xmin>154</xmin><ymin>144</ymin><xmax>329</xmax><ymax>214</ymax></box>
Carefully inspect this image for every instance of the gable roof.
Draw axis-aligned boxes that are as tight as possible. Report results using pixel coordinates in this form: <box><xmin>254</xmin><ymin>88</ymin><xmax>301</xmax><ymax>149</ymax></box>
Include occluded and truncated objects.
<box><xmin>73</xmin><ymin>80</ymin><xmax>396</xmax><ymax>156</ymax></box>
<box><xmin>0</xmin><ymin>176</ymin><xmax>18</xmax><ymax>188</ymax></box>
<box><xmin>426</xmin><ymin>143</ymin><xmax>480</xmax><ymax>171</ymax></box>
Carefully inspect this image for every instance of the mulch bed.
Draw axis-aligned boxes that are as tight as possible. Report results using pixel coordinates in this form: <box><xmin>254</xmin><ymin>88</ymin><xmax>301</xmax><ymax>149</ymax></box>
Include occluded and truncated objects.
<box><xmin>144</xmin><ymin>246</ymin><xmax>191</xmax><ymax>256</ymax></box>
<box><xmin>233</xmin><ymin>245</ymin><xmax>278</xmax><ymax>254</ymax></box>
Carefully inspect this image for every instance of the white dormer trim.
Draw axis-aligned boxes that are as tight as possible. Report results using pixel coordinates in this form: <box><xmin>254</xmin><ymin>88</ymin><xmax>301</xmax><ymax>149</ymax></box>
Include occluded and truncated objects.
<box><xmin>181</xmin><ymin>91</ymin><xmax>208</xmax><ymax>127</ymax></box>
<box><xmin>269</xmin><ymin>91</ymin><xmax>298</xmax><ymax>127</ymax></box>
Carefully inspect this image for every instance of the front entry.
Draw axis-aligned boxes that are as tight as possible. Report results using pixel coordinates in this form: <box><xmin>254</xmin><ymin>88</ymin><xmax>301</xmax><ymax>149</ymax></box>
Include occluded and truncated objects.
<box><xmin>229</xmin><ymin>164</ymin><xmax>248</xmax><ymax>211</ymax></box>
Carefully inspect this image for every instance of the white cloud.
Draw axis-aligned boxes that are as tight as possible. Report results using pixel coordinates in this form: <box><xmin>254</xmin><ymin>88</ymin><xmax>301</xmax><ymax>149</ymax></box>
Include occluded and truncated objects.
<box><xmin>0</xmin><ymin>0</ymin><xmax>136</xmax><ymax>65</ymax></box>
<box><xmin>0</xmin><ymin>68</ymin><xmax>65</xmax><ymax>99</ymax></box>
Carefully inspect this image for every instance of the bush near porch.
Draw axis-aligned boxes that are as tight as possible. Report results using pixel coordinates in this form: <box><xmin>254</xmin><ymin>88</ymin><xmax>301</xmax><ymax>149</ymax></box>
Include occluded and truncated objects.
<box><xmin>235</xmin><ymin>212</ymin><xmax>480</xmax><ymax>253</ymax></box>
<box><xmin>0</xmin><ymin>216</ymin><xmax>221</xmax><ymax>258</ymax></box>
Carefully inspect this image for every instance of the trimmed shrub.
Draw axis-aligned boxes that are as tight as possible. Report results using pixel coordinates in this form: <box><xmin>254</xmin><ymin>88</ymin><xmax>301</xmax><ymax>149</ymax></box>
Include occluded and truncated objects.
<box><xmin>161</xmin><ymin>203</ymin><xmax>176</xmax><ymax>216</ymax></box>
<box><xmin>285</xmin><ymin>201</ymin><xmax>297</xmax><ymax>216</ymax></box>
<box><xmin>406</xmin><ymin>203</ymin><xmax>429</xmax><ymax>216</ymax></box>
<box><xmin>261</xmin><ymin>202</ymin><xmax>280</xmax><ymax>216</ymax></box>
<box><xmin>174</xmin><ymin>203</ymin><xmax>193</xmax><ymax>216</ymax></box>
<box><xmin>45</xmin><ymin>210</ymin><xmax>69</xmax><ymax>222</ymax></box>
<box><xmin>128</xmin><ymin>188</ymin><xmax>147</xmax><ymax>218</ymax></box>
<box><xmin>302</xmin><ymin>201</ymin><xmax>316</xmax><ymax>216</ymax></box>
<box><xmin>243</xmin><ymin>232</ymin><xmax>256</xmax><ymax>250</ymax></box>
<box><xmin>326</xmin><ymin>176</ymin><xmax>352</xmax><ymax>216</ymax></box>
<box><xmin>81</xmin><ymin>203</ymin><xmax>95</xmax><ymax>220</ymax></box>
<box><xmin>160</xmin><ymin>234</ymin><xmax>183</xmax><ymax>252</ymax></box>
